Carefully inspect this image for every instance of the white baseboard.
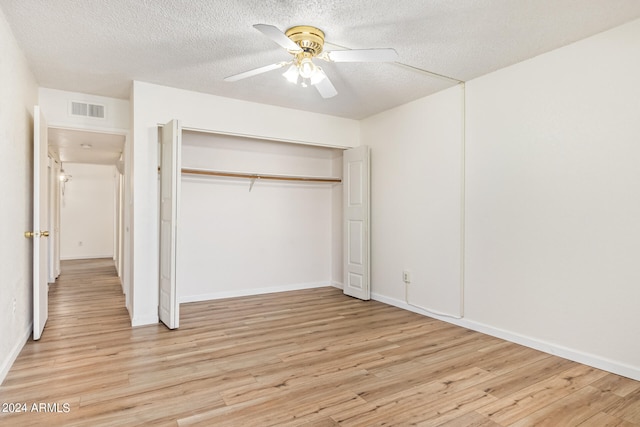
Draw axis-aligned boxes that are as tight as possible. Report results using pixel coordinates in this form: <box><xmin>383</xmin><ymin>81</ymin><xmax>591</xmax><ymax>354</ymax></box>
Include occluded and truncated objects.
<box><xmin>331</xmin><ymin>281</ymin><xmax>344</xmax><ymax>289</ymax></box>
<box><xmin>179</xmin><ymin>281</ymin><xmax>331</xmax><ymax>304</ymax></box>
<box><xmin>60</xmin><ymin>254</ymin><xmax>114</xmax><ymax>261</ymax></box>
<box><xmin>372</xmin><ymin>292</ymin><xmax>640</xmax><ymax>381</ymax></box>
<box><xmin>131</xmin><ymin>314</ymin><xmax>159</xmax><ymax>327</ymax></box>
<box><xmin>0</xmin><ymin>322</ymin><xmax>32</xmax><ymax>385</ymax></box>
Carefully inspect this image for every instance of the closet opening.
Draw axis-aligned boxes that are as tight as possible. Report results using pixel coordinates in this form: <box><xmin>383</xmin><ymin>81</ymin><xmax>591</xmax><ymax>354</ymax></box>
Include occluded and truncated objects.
<box><xmin>158</xmin><ymin>123</ymin><xmax>370</xmax><ymax>329</ymax></box>
<box><xmin>179</xmin><ymin>129</ymin><xmax>344</xmax><ymax>300</ymax></box>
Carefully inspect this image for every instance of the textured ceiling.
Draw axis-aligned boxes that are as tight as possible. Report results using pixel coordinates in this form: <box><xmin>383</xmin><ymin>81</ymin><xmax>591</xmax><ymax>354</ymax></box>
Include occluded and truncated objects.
<box><xmin>48</xmin><ymin>128</ymin><xmax>125</xmax><ymax>165</ymax></box>
<box><xmin>3</xmin><ymin>0</ymin><xmax>640</xmax><ymax>120</ymax></box>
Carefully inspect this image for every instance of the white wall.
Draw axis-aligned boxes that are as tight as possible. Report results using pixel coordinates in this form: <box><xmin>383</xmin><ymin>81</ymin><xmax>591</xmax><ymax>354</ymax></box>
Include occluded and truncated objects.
<box><xmin>131</xmin><ymin>81</ymin><xmax>359</xmax><ymax>325</ymax></box>
<box><xmin>463</xmin><ymin>19</ymin><xmax>640</xmax><ymax>379</ymax></box>
<box><xmin>366</xmin><ymin>18</ymin><xmax>640</xmax><ymax>380</ymax></box>
<box><xmin>362</xmin><ymin>85</ymin><xmax>465</xmax><ymax>317</ymax></box>
<box><xmin>38</xmin><ymin>88</ymin><xmax>129</xmax><ymax>132</ymax></box>
<box><xmin>59</xmin><ymin>163</ymin><xmax>116</xmax><ymax>260</ymax></box>
<box><xmin>0</xmin><ymin>9</ymin><xmax>39</xmax><ymax>384</ymax></box>
<box><xmin>178</xmin><ymin>132</ymin><xmax>342</xmax><ymax>301</ymax></box>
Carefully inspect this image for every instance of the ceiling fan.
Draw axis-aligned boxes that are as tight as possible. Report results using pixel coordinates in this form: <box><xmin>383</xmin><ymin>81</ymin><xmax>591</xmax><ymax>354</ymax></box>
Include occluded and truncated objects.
<box><xmin>224</xmin><ymin>24</ymin><xmax>399</xmax><ymax>98</ymax></box>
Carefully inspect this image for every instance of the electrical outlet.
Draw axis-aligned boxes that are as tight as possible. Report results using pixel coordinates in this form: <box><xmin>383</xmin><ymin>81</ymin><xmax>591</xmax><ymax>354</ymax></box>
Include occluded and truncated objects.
<box><xmin>402</xmin><ymin>270</ymin><xmax>411</xmax><ymax>284</ymax></box>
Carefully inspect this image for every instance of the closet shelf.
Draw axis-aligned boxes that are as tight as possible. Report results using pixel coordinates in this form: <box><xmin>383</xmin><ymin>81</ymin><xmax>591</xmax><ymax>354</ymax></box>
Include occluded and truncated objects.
<box><xmin>181</xmin><ymin>168</ymin><xmax>342</xmax><ymax>183</ymax></box>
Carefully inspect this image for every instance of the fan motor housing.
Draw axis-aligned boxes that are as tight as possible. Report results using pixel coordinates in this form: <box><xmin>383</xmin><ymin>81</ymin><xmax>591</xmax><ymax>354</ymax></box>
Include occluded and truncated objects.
<box><xmin>285</xmin><ymin>25</ymin><xmax>325</xmax><ymax>56</ymax></box>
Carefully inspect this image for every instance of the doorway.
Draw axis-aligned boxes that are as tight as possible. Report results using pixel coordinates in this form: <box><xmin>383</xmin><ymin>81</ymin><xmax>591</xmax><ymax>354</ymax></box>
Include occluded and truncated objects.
<box><xmin>47</xmin><ymin>127</ymin><xmax>128</xmax><ymax>306</ymax></box>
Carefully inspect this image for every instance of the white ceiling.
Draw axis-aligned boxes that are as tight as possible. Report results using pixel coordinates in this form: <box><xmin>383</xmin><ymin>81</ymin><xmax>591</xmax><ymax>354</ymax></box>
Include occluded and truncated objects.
<box><xmin>48</xmin><ymin>128</ymin><xmax>125</xmax><ymax>166</ymax></box>
<box><xmin>3</xmin><ymin>0</ymin><xmax>640</xmax><ymax>120</ymax></box>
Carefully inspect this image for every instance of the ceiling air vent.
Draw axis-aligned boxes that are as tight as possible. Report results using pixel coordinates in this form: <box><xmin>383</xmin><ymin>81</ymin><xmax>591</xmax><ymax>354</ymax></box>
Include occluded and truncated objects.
<box><xmin>70</xmin><ymin>101</ymin><xmax>105</xmax><ymax>119</ymax></box>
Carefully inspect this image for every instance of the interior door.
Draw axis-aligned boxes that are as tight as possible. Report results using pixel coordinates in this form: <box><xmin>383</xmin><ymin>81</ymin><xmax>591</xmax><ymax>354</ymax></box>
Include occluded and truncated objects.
<box><xmin>159</xmin><ymin>119</ymin><xmax>181</xmax><ymax>329</ymax></box>
<box><xmin>343</xmin><ymin>145</ymin><xmax>370</xmax><ymax>300</ymax></box>
<box><xmin>32</xmin><ymin>106</ymin><xmax>49</xmax><ymax>340</ymax></box>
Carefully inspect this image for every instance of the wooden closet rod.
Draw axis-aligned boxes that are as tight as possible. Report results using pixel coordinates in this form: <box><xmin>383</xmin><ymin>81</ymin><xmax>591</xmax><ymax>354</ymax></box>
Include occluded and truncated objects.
<box><xmin>181</xmin><ymin>168</ymin><xmax>342</xmax><ymax>183</ymax></box>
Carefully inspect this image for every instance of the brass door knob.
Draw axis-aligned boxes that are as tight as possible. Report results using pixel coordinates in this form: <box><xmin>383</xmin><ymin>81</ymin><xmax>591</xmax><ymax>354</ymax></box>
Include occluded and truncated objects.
<box><xmin>41</xmin><ymin>231</ymin><xmax>50</xmax><ymax>237</ymax></box>
<box><xmin>24</xmin><ymin>231</ymin><xmax>35</xmax><ymax>238</ymax></box>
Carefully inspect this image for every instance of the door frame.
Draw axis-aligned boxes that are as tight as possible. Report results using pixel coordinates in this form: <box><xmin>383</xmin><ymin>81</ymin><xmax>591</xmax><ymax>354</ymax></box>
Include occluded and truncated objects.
<box><xmin>46</xmin><ymin>124</ymin><xmax>131</xmax><ymax>310</ymax></box>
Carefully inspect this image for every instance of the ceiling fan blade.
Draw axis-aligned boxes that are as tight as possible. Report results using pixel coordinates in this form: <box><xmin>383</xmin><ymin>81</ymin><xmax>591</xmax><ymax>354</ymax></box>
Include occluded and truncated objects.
<box><xmin>312</xmin><ymin>69</ymin><xmax>337</xmax><ymax>99</ymax></box>
<box><xmin>224</xmin><ymin>62</ymin><xmax>287</xmax><ymax>82</ymax></box>
<box><xmin>325</xmin><ymin>48</ymin><xmax>398</xmax><ymax>63</ymax></box>
<box><xmin>253</xmin><ymin>24</ymin><xmax>302</xmax><ymax>52</ymax></box>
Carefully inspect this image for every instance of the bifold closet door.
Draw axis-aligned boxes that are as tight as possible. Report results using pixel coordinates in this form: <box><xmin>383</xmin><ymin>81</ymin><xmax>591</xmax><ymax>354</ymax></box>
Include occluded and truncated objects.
<box><xmin>343</xmin><ymin>145</ymin><xmax>370</xmax><ymax>300</ymax></box>
<box><xmin>159</xmin><ymin>119</ymin><xmax>181</xmax><ymax>329</ymax></box>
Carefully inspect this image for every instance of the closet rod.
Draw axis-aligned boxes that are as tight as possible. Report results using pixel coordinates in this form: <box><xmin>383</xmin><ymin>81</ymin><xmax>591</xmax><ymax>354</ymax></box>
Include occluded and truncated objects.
<box><xmin>181</xmin><ymin>168</ymin><xmax>342</xmax><ymax>183</ymax></box>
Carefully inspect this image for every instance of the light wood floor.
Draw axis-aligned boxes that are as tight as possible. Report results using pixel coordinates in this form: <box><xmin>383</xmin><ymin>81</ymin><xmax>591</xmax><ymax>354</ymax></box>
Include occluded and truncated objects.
<box><xmin>1</xmin><ymin>259</ymin><xmax>639</xmax><ymax>426</ymax></box>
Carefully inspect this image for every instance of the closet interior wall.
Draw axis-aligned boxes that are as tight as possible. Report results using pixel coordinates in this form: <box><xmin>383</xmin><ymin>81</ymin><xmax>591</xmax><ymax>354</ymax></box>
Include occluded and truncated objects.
<box><xmin>178</xmin><ymin>130</ymin><xmax>344</xmax><ymax>302</ymax></box>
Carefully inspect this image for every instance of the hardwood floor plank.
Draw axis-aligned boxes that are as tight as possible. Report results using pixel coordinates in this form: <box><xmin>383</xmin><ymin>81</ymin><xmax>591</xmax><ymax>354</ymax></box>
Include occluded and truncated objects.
<box><xmin>331</xmin><ymin>367</ymin><xmax>496</xmax><ymax>425</ymax></box>
<box><xmin>435</xmin><ymin>410</ymin><xmax>502</xmax><ymax>426</ymax></box>
<box><xmin>476</xmin><ymin>354</ymin><xmax>577</xmax><ymax>398</ymax></box>
<box><xmin>594</xmin><ymin>374</ymin><xmax>640</xmax><ymax>398</ymax></box>
<box><xmin>579</xmin><ymin>411</ymin><xmax>637</xmax><ymax>427</ymax></box>
<box><xmin>337</xmin><ymin>386</ymin><xmax>496</xmax><ymax>427</ymax></box>
<box><xmin>477</xmin><ymin>364</ymin><xmax>610</xmax><ymax>425</ymax></box>
<box><xmin>605</xmin><ymin>388</ymin><xmax>640</xmax><ymax>424</ymax></box>
<box><xmin>509</xmin><ymin>385</ymin><xmax>621</xmax><ymax>426</ymax></box>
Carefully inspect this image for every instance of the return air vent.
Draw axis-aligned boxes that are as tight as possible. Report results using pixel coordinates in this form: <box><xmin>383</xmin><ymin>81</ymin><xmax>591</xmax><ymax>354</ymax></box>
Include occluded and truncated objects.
<box><xmin>70</xmin><ymin>101</ymin><xmax>105</xmax><ymax>119</ymax></box>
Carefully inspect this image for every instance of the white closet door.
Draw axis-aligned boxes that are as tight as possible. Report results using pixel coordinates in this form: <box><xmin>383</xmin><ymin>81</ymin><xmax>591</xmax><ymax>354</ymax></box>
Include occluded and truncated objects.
<box><xmin>159</xmin><ymin>119</ymin><xmax>181</xmax><ymax>329</ymax></box>
<box><xmin>32</xmin><ymin>106</ymin><xmax>49</xmax><ymax>340</ymax></box>
<box><xmin>343</xmin><ymin>145</ymin><xmax>370</xmax><ymax>300</ymax></box>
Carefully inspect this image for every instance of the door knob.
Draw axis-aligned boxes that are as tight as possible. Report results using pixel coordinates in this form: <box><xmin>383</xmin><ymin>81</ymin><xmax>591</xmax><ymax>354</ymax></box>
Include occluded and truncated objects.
<box><xmin>24</xmin><ymin>231</ymin><xmax>49</xmax><ymax>238</ymax></box>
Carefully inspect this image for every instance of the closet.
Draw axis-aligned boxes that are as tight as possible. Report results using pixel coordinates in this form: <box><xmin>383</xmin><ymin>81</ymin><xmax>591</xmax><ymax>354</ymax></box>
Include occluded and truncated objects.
<box><xmin>159</xmin><ymin>120</ymin><xmax>369</xmax><ymax>329</ymax></box>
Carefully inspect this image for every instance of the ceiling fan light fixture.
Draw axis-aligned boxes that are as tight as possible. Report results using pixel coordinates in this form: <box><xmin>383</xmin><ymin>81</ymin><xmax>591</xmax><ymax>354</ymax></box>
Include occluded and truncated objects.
<box><xmin>227</xmin><ymin>23</ymin><xmax>398</xmax><ymax>99</ymax></box>
<box><xmin>283</xmin><ymin>64</ymin><xmax>299</xmax><ymax>84</ymax></box>
<box><xmin>298</xmin><ymin>57</ymin><xmax>317</xmax><ymax>79</ymax></box>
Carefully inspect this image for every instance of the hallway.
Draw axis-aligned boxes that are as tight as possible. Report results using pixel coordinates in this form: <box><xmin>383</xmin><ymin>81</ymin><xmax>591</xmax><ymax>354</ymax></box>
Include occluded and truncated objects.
<box><xmin>47</xmin><ymin>259</ymin><xmax>130</xmax><ymax>338</ymax></box>
<box><xmin>0</xmin><ymin>258</ymin><xmax>151</xmax><ymax>425</ymax></box>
